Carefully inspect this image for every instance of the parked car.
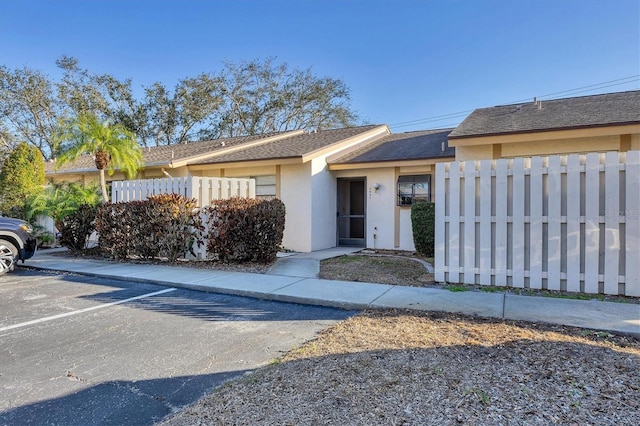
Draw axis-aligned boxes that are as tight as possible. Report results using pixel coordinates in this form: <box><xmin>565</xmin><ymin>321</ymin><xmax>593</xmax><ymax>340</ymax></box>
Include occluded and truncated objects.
<box><xmin>0</xmin><ymin>217</ymin><xmax>37</xmax><ymax>275</ymax></box>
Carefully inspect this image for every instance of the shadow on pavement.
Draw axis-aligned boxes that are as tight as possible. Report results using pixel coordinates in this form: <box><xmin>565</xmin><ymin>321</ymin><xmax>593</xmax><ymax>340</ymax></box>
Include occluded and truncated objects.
<box><xmin>0</xmin><ymin>370</ymin><xmax>251</xmax><ymax>426</ymax></box>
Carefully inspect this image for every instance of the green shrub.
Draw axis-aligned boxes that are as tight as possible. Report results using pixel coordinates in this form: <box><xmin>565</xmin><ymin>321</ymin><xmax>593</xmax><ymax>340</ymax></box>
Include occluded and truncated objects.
<box><xmin>203</xmin><ymin>197</ymin><xmax>285</xmax><ymax>263</ymax></box>
<box><xmin>0</xmin><ymin>142</ymin><xmax>45</xmax><ymax>219</ymax></box>
<box><xmin>141</xmin><ymin>194</ymin><xmax>201</xmax><ymax>262</ymax></box>
<box><xmin>26</xmin><ymin>182</ymin><xmax>101</xmax><ymax>227</ymax></box>
<box><xmin>58</xmin><ymin>204</ymin><xmax>99</xmax><ymax>252</ymax></box>
<box><xmin>411</xmin><ymin>202</ymin><xmax>435</xmax><ymax>257</ymax></box>
<box><xmin>95</xmin><ymin>201</ymin><xmax>132</xmax><ymax>260</ymax></box>
<box><xmin>95</xmin><ymin>194</ymin><xmax>201</xmax><ymax>261</ymax></box>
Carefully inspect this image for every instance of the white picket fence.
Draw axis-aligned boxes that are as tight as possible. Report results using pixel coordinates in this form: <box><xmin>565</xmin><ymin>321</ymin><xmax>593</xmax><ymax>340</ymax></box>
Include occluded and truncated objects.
<box><xmin>111</xmin><ymin>176</ymin><xmax>256</xmax><ymax>207</ymax></box>
<box><xmin>435</xmin><ymin>150</ymin><xmax>640</xmax><ymax>297</ymax></box>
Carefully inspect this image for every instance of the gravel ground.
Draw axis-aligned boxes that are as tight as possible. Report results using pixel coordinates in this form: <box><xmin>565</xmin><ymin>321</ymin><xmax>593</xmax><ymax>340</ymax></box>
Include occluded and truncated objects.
<box><xmin>47</xmin><ymin>248</ymin><xmax>640</xmax><ymax>425</ymax></box>
<box><xmin>160</xmin><ymin>309</ymin><xmax>640</xmax><ymax>425</ymax></box>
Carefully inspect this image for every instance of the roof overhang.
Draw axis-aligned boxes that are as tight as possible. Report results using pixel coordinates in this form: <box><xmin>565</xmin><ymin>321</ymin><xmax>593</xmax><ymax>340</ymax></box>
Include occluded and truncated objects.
<box><xmin>187</xmin><ymin>157</ymin><xmax>303</xmax><ymax>171</ymax></box>
<box><xmin>448</xmin><ymin>123</ymin><xmax>640</xmax><ymax>147</ymax></box>
<box><xmin>166</xmin><ymin>129</ymin><xmax>305</xmax><ymax>168</ymax></box>
<box><xmin>328</xmin><ymin>157</ymin><xmax>454</xmax><ymax>171</ymax></box>
<box><xmin>302</xmin><ymin>125</ymin><xmax>390</xmax><ymax>163</ymax></box>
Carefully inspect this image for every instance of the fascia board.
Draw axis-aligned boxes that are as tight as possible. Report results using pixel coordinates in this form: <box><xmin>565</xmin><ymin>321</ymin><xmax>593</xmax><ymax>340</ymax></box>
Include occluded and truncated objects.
<box><xmin>448</xmin><ymin>123</ymin><xmax>640</xmax><ymax>147</ymax></box>
<box><xmin>328</xmin><ymin>158</ymin><xmax>454</xmax><ymax>171</ymax></box>
<box><xmin>301</xmin><ymin>125</ymin><xmax>390</xmax><ymax>163</ymax></box>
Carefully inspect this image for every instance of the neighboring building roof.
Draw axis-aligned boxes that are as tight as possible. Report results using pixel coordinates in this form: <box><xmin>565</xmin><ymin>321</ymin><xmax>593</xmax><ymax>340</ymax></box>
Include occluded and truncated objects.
<box><xmin>188</xmin><ymin>125</ymin><xmax>385</xmax><ymax>165</ymax></box>
<box><xmin>328</xmin><ymin>129</ymin><xmax>455</xmax><ymax>165</ymax></box>
<box><xmin>449</xmin><ymin>90</ymin><xmax>640</xmax><ymax>139</ymax></box>
<box><xmin>45</xmin><ymin>131</ymin><xmax>299</xmax><ymax>174</ymax></box>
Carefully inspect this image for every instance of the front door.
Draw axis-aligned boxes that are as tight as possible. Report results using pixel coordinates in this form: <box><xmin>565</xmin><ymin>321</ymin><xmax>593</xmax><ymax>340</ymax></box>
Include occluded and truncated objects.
<box><xmin>337</xmin><ymin>178</ymin><xmax>366</xmax><ymax>247</ymax></box>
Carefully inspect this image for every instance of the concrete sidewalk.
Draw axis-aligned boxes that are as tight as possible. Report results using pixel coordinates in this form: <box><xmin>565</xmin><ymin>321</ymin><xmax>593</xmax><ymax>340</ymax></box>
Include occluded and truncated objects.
<box><xmin>17</xmin><ymin>249</ymin><xmax>640</xmax><ymax>338</ymax></box>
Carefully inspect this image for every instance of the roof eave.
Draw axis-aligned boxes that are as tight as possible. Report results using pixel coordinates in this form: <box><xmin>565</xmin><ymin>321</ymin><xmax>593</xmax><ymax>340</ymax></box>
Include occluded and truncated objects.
<box><xmin>449</xmin><ymin>121</ymin><xmax>640</xmax><ymax>141</ymax></box>
<box><xmin>168</xmin><ymin>129</ymin><xmax>305</xmax><ymax>168</ymax></box>
<box><xmin>302</xmin><ymin>125</ymin><xmax>390</xmax><ymax>163</ymax></box>
<box><xmin>328</xmin><ymin>157</ymin><xmax>455</xmax><ymax>170</ymax></box>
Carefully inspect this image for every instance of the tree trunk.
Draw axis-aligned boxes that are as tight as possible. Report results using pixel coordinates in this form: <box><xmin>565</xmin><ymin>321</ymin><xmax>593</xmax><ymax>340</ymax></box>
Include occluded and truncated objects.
<box><xmin>99</xmin><ymin>169</ymin><xmax>109</xmax><ymax>203</ymax></box>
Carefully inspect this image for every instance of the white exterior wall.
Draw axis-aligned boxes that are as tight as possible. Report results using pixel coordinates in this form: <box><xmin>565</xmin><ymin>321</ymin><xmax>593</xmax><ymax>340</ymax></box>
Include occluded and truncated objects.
<box><xmin>311</xmin><ymin>157</ymin><xmax>338</xmax><ymax>251</ymax></box>
<box><xmin>336</xmin><ymin>169</ymin><xmax>396</xmax><ymax>250</ymax></box>
<box><xmin>279</xmin><ymin>162</ymin><xmax>313</xmax><ymax>252</ymax></box>
<box><xmin>398</xmin><ymin>209</ymin><xmax>416</xmax><ymax>251</ymax></box>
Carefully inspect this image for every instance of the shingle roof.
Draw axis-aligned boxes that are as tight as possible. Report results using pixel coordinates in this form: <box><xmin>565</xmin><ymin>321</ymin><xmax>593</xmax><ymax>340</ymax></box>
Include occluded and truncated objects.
<box><xmin>188</xmin><ymin>125</ymin><xmax>384</xmax><ymax>165</ymax></box>
<box><xmin>449</xmin><ymin>90</ymin><xmax>640</xmax><ymax>139</ymax></box>
<box><xmin>329</xmin><ymin>129</ymin><xmax>455</xmax><ymax>164</ymax></box>
<box><xmin>45</xmin><ymin>132</ymin><xmax>292</xmax><ymax>174</ymax></box>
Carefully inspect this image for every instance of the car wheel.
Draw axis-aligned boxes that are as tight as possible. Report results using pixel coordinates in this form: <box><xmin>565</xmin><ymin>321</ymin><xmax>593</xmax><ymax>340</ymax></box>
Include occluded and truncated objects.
<box><xmin>0</xmin><ymin>240</ymin><xmax>18</xmax><ymax>275</ymax></box>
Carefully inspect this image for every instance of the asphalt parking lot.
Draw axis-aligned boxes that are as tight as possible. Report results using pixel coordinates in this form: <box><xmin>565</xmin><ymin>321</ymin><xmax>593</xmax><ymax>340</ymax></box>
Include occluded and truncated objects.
<box><xmin>0</xmin><ymin>269</ymin><xmax>355</xmax><ymax>425</ymax></box>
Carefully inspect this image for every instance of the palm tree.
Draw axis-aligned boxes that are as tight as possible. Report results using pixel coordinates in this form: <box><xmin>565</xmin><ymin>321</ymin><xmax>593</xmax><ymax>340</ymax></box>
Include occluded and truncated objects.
<box><xmin>55</xmin><ymin>114</ymin><xmax>143</xmax><ymax>202</ymax></box>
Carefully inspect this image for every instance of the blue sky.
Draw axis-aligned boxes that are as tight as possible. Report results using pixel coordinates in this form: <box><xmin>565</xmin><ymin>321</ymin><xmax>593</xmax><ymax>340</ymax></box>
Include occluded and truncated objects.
<box><xmin>1</xmin><ymin>0</ymin><xmax>638</xmax><ymax>133</ymax></box>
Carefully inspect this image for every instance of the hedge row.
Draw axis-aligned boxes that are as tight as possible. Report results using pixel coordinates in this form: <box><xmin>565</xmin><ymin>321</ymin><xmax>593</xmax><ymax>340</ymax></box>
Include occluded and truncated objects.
<box><xmin>91</xmin><ymin>195</ymin><xmax>285</xmax><ymax>263</ymax></box>
<box><xmin>59</xmin><ymin>204</ymin><xmax>99</xmax><ymax>251</ymax></box>
<box><xmin>95</xmin><ymin>194</ymin><xmax>200</xmax><ymax>261</ymax></box>
<box><xmin>202</xmin><ymin>197</ymin><xmax>285</xmax><ymax>263</ymax></box>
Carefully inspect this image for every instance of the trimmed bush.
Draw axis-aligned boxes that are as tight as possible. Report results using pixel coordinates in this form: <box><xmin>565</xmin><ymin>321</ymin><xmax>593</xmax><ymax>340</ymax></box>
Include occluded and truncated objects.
<box><xmin>58</xmin><ymin>204</ymin><xmax>99</xmax><ymax>252</ymax></box>
<box><xmin>142</xmin><ymin>194</ymin><xmax>201</xmax><ymax>262</ymax></box>
<box><xmin>203</xmin><ymin>197</ymin><xmax>285</xmax><ymax>263</ymax></box>
<box><xmin>95</xmin><ymin>194</ymin><xmax>201</xmax><ymax>261</ymax></box>
<box><xmin>411</xmin><ymin>202</ymin><xmax>435</xmax><ymax>257</ymax></box>
<box><xmin>95</xmin><ymin>201</ymin><xmax>133</xmax><ymax>260</ymax></box>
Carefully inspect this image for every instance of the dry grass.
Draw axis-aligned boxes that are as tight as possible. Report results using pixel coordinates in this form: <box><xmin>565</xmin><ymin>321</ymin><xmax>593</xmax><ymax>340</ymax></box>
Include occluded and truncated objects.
<box><xmin>320</xmin><ymin>254</ymin><xmax>434</xmax><ymax>287</ymax></box>
<box><xmin>162</xmin><ymin>309</ymin><xmax>640</xmax><ymax>425</ymax></box>
<box><xmin>49</xmin><ymin>248</ymin><xmax>640</xmax><ymax>424</ymax></box>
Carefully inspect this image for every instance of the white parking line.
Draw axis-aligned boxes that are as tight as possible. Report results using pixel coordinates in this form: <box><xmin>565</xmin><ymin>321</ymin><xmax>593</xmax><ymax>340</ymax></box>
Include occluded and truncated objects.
<box><xmin>0</xmin><ymin>288</ymin><xmax>177</xmax><ymax>333</ymax></box>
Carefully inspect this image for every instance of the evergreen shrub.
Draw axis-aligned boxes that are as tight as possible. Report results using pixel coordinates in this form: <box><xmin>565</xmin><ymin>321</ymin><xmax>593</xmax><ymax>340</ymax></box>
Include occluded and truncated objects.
<box><xmin>58</xmin><ymin>204</ymin><xmax>99</xmax><ymax>252</ymax></box>
<box><xmin>411</xmin><ymin>202</ymin><xmax>435</xmax><ymax>257</ymax></box>
<box><xmin>203</xmin><ymin>197</ymin><xmax>285</xmax><ymax>263</ymax></box>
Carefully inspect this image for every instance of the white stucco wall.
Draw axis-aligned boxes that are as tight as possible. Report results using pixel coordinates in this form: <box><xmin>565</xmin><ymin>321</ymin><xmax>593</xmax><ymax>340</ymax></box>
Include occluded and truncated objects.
<box><xmin>279</xmin><ymin>162</ymin><xmax>313</xmax><ymax>252</ymax></box>
<box><xmin>310</xmin><ymin>157</ymin><xmax>338</xmax><ymax>251</ymax></box>
<box><xmin>336</xmin><ymin>169</ymin><xmax>396</xmax><ymax>250</ymax></box>
<box><xmin>398</xmin><ymin>208</ymin><xmax>416</xmax><ymax>251</ymax></box>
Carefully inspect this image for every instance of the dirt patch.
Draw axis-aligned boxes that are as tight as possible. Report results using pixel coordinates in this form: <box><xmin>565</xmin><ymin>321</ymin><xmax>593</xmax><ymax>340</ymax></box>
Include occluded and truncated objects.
<box><xmin>43</xmin><ymin>247</ymin><xmax>273</xmax><ymax>274</ymax></box>
<box><xmin>161</xmin><ymin>309</ymin><xmax>640</xmax><ymax>425</ymax></box>
<box><xmin>320</xmin><ymin>252</ymin><xmax>639</xmax><ymax>304</ymax></box>
<box><xmin>320</xmin><ymin>254</ymin><xmax>433</xmax><ymax>287</ymax></box>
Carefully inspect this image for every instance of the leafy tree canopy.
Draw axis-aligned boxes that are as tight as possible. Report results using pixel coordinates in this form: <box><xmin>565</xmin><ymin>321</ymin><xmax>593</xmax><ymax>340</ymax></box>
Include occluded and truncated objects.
<box><xmin>0</xmin><ymin>57</ymin><xmax>360</xmax><ymax>157</ymax></box>
<box><xmin>56</xmin><ymin>114</ymin><xmax>143</xmax><ymax>202</ymax></box>
<box><xmin>0</xmin><ymin>142</ymin><xmax>45</xmax><ymax>218</ymax></box>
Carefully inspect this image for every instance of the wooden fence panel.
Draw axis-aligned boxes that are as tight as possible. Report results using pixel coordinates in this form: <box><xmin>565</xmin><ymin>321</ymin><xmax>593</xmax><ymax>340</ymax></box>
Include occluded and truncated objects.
<box><xmin>111</xmin><ymin>176</ymin><xmax>255</xmax><ymax>207</ymax></box>
<box><xmin>463</xmin><ymin>160</ymin><xmax>476</xmax><ymax>284</ymax></box>
<box><xmin>512</xmin><ymin>158</ymin><xmax>526</xmax><ymax>288</ymax></box>
<box><xmin>566</xmin><ymin>154</ymin><xmax>582</xmax><ymax>293</ymax></box>
<box><xmin>529</xmin><ymin>156</ymin><xmax>543</xmax><ymax>289</ymax></box>
<box><xmin>547</xmin><ymin>155</ymin><xmax>562</xmax><ymax>291</ymax></box>
<box><xmin>435</xmin><ymin>150</ymin><xmax>639</xmax><ymax>296</ymax></box>
<box><xmin>479</xmin><ymin>160</ymin><xmax>492</xmax><ymax>285</ymax></box>
<box><xmin>625</xmin><ymin>151</ymin><xmax>640</xmax><ymax>297</ymax></box>
<box><xmin>584</xmin><ymin>153</ymin><xmax>600</xmax><ymax>294</ymax></box>
<box><xmin>448</xmin><ymin>162</ymin><xmax>461</xmax><ymax>283</ymax></box>
<box><xmin>434</xmin><ymin>163</ymin><xmax>447</xmax><ymax>283</ymax></box>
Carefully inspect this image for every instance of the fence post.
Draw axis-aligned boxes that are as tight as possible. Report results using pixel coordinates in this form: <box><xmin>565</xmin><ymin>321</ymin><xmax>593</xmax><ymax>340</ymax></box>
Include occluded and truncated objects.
<box><xmin>566</xmin><ymin>154</ymin><xmax>582</xmax><ymax>293</ymax></box>
<box><xmin>625</xmin><ymin>151</ymin><xmax>640</xmax><ymax>297</ymax></box>
<box><xmin>463</xmin><ymin>160</ymin><xmax>476</xmax><ymax>284</ymax></box>
<box><xmin>584</xmin><ymin>153</ymin><xmax>600</xmax><ymax>294</ymax></box>
<box><xmin>512</xmin><ymin>157</ymin><xmax>526</xmax><ymax>288</ymax></box>
<box><xmin>435</xmin><ymin>162</ymin><xmax>447</xmax><ymax>283</ymax></box>
<box><xmin>547</xmin><ymin>155</ymin><xmax>562</xmax><ymax>291</ymax></box>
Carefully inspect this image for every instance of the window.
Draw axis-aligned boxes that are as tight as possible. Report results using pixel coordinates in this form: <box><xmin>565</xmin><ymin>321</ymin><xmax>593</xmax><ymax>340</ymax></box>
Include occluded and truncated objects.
<box><xmin>252</xmin><ymin>175</ymin><xmax>277</xmax><ymax>200</ymax></box>
<box><xmin>397</xmin><ymin>175</ymin><xmax>430</xmax><ymax>206</ymax></box>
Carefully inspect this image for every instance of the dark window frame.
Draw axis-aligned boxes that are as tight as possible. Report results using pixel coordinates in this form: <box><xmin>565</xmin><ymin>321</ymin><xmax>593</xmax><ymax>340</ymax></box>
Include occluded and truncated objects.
<box><xmin>397</xmin><ymin>174</ymin><xmax>431</xmax><ymax>206</ymax></box>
